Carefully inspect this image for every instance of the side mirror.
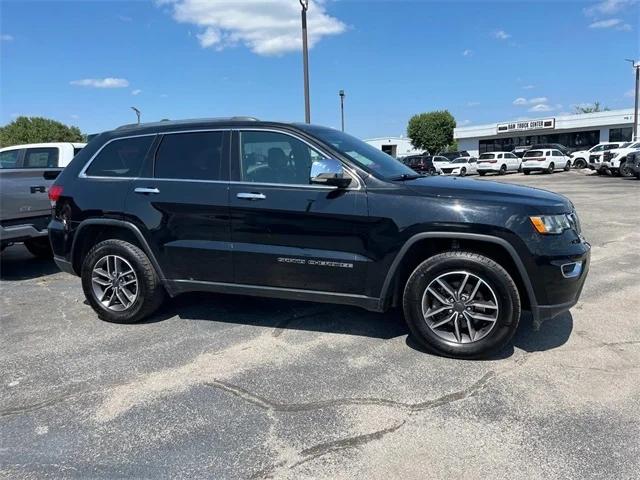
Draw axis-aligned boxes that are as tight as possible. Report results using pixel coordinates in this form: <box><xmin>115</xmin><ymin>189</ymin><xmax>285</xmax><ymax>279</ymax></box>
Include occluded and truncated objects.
<box><xmin>310</xmin><ymin>158</ymin><xmax>352</xmax><ymax>188</ymax></box>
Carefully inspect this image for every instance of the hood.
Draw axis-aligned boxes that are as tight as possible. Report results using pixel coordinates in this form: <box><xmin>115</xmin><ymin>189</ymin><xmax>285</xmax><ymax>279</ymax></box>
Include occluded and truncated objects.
<box><xmin>402</xmin><ymin>175</ymin><xmax>571</xmax><ymax>211</ymax></box>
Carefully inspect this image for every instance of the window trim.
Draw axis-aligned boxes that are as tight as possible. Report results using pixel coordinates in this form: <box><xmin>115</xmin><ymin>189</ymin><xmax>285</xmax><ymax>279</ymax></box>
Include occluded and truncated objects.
<box><xmin>0</xmin><ymin>148</ymin><xmax>25</xmax><ymax>169</ymax></box>
<box><xmin>234</xmin><ymin>128</ymin><xmax>362</xmax><ymax>190</ymax></box>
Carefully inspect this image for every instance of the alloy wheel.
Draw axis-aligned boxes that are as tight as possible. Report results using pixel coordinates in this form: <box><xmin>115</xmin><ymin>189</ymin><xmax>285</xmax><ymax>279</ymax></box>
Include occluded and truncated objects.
<box><xmin>421</xmin><ymin>270</ymin><xmax>499</xmax><ymax>344</ymax></box>
<box><xmin>91</xmin><ymin>255</ymin><xmax>138</xmax><ymax>311</ymax></box>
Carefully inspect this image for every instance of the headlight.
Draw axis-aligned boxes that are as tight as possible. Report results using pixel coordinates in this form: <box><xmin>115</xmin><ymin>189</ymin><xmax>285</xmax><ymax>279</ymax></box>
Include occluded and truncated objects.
<box><xmin>529</xmin><ymin>214</ymin><xmax>572</xmax><ymax>234</ymax></box>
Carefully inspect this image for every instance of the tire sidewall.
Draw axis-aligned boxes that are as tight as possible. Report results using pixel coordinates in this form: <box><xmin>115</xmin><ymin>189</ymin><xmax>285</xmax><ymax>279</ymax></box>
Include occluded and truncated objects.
<box><xmin>81</xmin><ymin>241</ymin><xmax>154</xmax><ymax>323</ymax></box>
<box><xmin>403</xmin><ymin>254</ymin><xmax>520</xmax><ymax>358</ymax></box>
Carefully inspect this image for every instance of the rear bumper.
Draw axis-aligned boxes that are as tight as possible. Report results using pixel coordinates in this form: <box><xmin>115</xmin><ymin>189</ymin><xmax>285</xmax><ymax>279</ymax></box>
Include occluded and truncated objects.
<box><xmin>0</xmin><ymin>222</ymin><xmax>49</xmax><ymax>246</ymax></box>
<box><xmin>477</xmin><ymin>165</ymin><xmax>501</xmax><ymax>172</ymax></box>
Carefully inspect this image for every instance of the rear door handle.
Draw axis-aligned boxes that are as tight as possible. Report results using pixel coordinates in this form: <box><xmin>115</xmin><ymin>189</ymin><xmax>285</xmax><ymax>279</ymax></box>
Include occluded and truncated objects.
<box><xmin>236</xmin><ymin>192</ymin><xmax>266</xmax><ymax>200</ymax></box>
<box><xmin>134</xmin><ymin>187</ymin><xmax>160</xmax><ymax>194</ymax></box>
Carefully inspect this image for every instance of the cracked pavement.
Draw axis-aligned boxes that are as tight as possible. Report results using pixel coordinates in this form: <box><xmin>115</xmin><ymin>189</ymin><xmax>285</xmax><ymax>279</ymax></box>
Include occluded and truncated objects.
<box><xmin>1</xmin><ymin>171</ymin><xmax>639</xmax><ymax>479</ymax></box>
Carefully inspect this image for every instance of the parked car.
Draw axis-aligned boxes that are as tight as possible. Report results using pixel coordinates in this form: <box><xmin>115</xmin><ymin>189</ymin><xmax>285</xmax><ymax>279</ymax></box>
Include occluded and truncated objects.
<box><xmin>440</xmin><ymin>157</ymin><xmax>478</xmax><ymax>176</ymax></box>
<box><xmin>0</xmin><ymin>142</ymin><xmax>85</xmax><ymax>256</ymax></box>
<box><xmin>530</xmin><ymin>143</ymin><xmax>571</xmax><ymax>156</ymax></box>
<box><xmin>511</xmin><ymin>146</ymin><xmax>531</xmax><ymax>158</ymax></box>
<box><xmin>623</xmin><ymin>150</ymin><xmax>640</xmax><ymax>179</ymax></box>
<box><xmin>404</xmin><ymin>155</ymin><xmax>441</xmax><ymax>175</ymax></box>
<box><xmin>570</xmin><ymin>142</ymin><xmax>627</xmax><ymax>169</ymax></box>
<box><xmin>521</xmin><ymin>148</ymin><xmax>571</xmax><ymax>175</ymax></box>
<box><xmin>439</xmin><ymin>151</ymin><xmax>470</xmax><ymax>161</ymax></box>
<box><xmin>600</xmin><ymin>142</ymin><xmax>639</xmax><ymax>176</ymax></box>
<box><xmin>431</xmin><ymin>155</ymin><xmax>454</xmax><ymax>171</ymax></box>
<box><xmin>49</xmin><ymin>118</ymin><xmax>590</xmax><ymax>359</ymax></box>
<box><xmin>477</xmin><ymin>151</ymin><xmax>521</xmax><ymax>176</ymax></box>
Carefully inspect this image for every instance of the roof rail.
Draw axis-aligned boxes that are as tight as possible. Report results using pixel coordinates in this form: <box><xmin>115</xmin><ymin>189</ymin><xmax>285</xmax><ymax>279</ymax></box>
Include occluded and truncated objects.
<box><xmin>230</xmin><ymin>116</ymin><xmax>259</xmax><ymax>121</ymax></box>
<box><xmin>115</xmin><ymin>116</ymin><xmax>260</xmax><ymax>130</ymax></box>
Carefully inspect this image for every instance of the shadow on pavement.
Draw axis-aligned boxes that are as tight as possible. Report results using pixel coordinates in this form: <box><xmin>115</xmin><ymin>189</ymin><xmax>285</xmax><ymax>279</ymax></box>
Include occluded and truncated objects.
<box><xmin>0</xmin><ymin>245</ymin><xmax>60</xmax><ymax>281</ymax></box>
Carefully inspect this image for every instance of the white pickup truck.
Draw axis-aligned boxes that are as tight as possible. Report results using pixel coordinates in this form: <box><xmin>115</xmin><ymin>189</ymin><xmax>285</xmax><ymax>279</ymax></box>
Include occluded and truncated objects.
<box><xmin>600</xmin><ymin>141</ymin><xmax>640</xmax><ymax>176</ymax></box>
<box><xmin>569</xmin><ymin>142</ymin><xmax>627</xmax><ymax>170</ymax></box>
<box><xmin>0</xmin><ymin>142</ymin><xmax>85</xmax><ymax>257</ymax></box>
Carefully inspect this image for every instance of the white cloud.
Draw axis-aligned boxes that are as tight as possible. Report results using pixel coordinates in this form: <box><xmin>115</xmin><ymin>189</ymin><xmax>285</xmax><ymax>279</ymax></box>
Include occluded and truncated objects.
<box><xmin>588</xmin><ymin>18</ymin><xmax>632</xmax><ymax>30</ymax></box>
<box><xmin>584</xmin><ymin>0</ymin><xmax>638</xmax><ymax>16</ymax></box>
<box><xmin>1</xmin><ymin>34</ymin><xmax>13</xmax><ymax>41</ymax></box>
<box><xmin>466</xmin><ymin>101</ymin><xmax>480</xmax><ymax>107</ymax></box>
<box><xmin>119</xmin><ymin>15</ymin><xmax>133</xmax><ymax>22</ymax></box>
<box><xmin>159</xmin><ymin>0</ymin><xmax>346</xmax><ymax>56</ymax></box>
<box><xmin>529</xmin><ymin>104</ymin><xmax>553</xmax><ymax>112</ymax></box>
<box><xmin>131</xmin><ymin>89</ymin><xmax>142</xmax><ymax>96</ymax></box>
<box><xmin>160</xmin><ymin>93</ymin><xmax>169</xmax><ymax>98</ymax></box>
<box><xmin>492</xmin><ymin>30</ymin><xmax>511</xmax><ymax>40</ymax></box>
<box><xmin>625</xmin><ymin>88</ymin><xmax>636</xmax><ymax>97</ymax></box>
<box><xmin>70</xmin><ymin>114</ymin><xmax>80</xmax><ymax>119</ymax></box>
<box><xmin>523</xmin><ymin>84</ymin><xmax>535</xmax><ymax>90</ymax></box>
<box><xmin>462</xmin><ymin>49</ymin><xmax>473</xmax><ymax>57</ymax></box>
<box><xmin>513</xmin><ymin>96</ymin><xmax>549</xmax><ymax>106</ymax></box>
<box><xmin>458</xmin><ymin>119</ymin><xmax>472</xmax><ymax>126</ymax></box>
<box><xmin>70</xmin><ymin>77</ymin><xmax>129</xmax><ymax>88</ymax></box>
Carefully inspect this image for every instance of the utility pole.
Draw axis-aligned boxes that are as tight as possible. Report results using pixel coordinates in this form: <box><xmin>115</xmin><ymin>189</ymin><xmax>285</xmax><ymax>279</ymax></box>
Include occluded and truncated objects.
<box><xmin>300</xmin><ymin>0</ymin><xmax>311</xmax><ymax>123</ymax></box>
<box><xmin>339</xmin><ymin>90</ymin><xmax>345</xmax><ymax>131</ymax></box>
<box><xmin>131</xmin><ymin>106</ymin><xmax>141</xmax><ymax>125</ymax></box>
<box><xmin>626</xmin><ymin>59</ymin><xmax>639</xmax><ymax>140</ymax></box>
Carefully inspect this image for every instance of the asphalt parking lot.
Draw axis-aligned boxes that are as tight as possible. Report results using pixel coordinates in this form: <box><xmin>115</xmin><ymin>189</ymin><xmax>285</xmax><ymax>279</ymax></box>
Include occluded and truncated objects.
<box><xmin>1</xmin><ymin>170</ymin><xmax>638</xmax><ymax>479</ymax></box>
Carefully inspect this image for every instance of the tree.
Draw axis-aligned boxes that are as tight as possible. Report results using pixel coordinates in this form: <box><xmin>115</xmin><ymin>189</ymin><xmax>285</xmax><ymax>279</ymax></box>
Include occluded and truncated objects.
<box><xmin>574</xmin><ymin>101</ymin><xmax>610</xmax><ymax>114</ymax></box>
<box><xmin>407</xmin><ymin>111</ymin><xmax>457</xmax><ymax>154</ymax></box>
<box><xmin>0</xmin><ymin>116</ymin><xmax>84</xmax><ymax>148</ymax></box>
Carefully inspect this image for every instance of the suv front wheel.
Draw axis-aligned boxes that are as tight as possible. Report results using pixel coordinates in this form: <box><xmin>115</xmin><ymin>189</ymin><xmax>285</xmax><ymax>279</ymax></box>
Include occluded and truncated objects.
<box><xmin>403</xmin><ymin>251</ymin><xmax>521</xmax><ymax>359</ymax></box>
<box><xmin>81</xmin><ymin>239</ymin><xmax>165</xmax><ymax>323</ymax></box>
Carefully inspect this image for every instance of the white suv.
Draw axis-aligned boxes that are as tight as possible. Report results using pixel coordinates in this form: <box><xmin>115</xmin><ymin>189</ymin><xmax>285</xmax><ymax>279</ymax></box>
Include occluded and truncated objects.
<box><xmin>477</xmin><ymin>151</ymin><xmax>521</xmax><ymax>176</ymax></box>
<box><xmin>521</xmin><ymin>149</ymin><xmax>571</xmax><ymax>175</ymax></box>
<box><xmin>601</xmin><ymin>141</ymin><xmax>640</xmax><ymax>175</ymax></box>
<box><xmin>570</xmin><ymin>142</ymin><xmax>626</xmax><ymax>169</ymax></box>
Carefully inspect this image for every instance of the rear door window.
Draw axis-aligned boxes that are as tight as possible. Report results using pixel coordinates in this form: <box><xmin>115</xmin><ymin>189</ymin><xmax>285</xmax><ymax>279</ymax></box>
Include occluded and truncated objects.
<box><xmin>24</xmin><ymin>147</ymin><xmax>59</xmax><ymax>168</ymax></box>
<box><xmin>0</xmin><ymin>149</ymin><xmax>22</xmax><ymax>169</ymax></box>
<box><xmin>155</xmin><ymin>131</ymin><xmax>226</xmax><ymax>181</ymax></box>
<box><xmin>85</xmin><ymin>136</ymin><xmax>154</xmax><ymax>178</ymax></box>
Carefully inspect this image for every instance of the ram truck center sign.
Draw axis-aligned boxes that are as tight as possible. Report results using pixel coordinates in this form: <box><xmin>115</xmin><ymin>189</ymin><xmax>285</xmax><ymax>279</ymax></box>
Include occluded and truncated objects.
<box><xmin>497</xmin><ymin>118</ymin><xmax>555</xmax><ymax>134</ymax></box>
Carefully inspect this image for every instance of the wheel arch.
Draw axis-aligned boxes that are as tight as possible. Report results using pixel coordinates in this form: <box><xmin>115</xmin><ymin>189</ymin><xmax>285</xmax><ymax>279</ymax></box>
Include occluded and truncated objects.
<box><xmin>379</xmin><ymin>232</ymin><xmax>537</xmax><ymax>314</ymax></box>
<box><xmin>71</xmin><ymin>219</ymin><xmax>171</xmax><ymax>292</ymax></box>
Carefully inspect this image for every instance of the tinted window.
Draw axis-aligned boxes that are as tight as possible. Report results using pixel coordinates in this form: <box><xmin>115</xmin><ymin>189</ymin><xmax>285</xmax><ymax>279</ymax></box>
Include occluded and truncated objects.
<box><xmin>86</xmin><ymin>136</ymin><xmax>153</xmax><ymax>177</ymax></box>
<box><xmin>240</xmin><ymin>130</ymin><xmax>325</xmax><ymax>185</ymax></box>
<box><xmin>524</xmin><ymin>150</ymin><xmax>543</xmax><ymax>158</ymax></box>
<box><xmin>0</xmin><ymin>149</ymin><xmax>21</xmax><ymax>169</ymax></box>
<box><xmin>479</xmin><ymin>153</ymin><xmax>495</xmax><ymax>160</ymax></box>
<box><xmin>24</xmin><ymin>147</ymin><xmax>59</xmax><ymax>168</ymax></box>
<box><xmin>155</xmin><ymin>131</ymin><xmax>225</xmax><ymax>181</ymax></box>
<box><xmin>552</xmin><ymin>151</ymin><xmax>562</xmax><ymax>156</ymax></box>
<box><xmin>73</xmin><ymin>147</ymin><xmax>83</xmax><ymax>156</ymax></box>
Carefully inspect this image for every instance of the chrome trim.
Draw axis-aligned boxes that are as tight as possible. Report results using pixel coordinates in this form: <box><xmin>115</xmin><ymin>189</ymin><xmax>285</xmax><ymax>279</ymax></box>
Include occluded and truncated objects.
<box><xmin>561</xmin><ymin>261</ymin><xmax>583</xmax><ymax>279</ymax></box>
<box><xmin>236</xmin><ymin>192</ymin><xmax>266</xmax><ymax>200</ymax></box>
<box><xmin>134</xmin><ymin>187</ymin><xmax>160</xmax><ymax>194</ymax></box>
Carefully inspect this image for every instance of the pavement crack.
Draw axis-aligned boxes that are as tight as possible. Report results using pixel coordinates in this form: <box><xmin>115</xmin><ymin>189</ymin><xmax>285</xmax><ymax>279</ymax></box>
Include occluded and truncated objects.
<box><xmin>203</xmin><ymin>370</ymin><xmax>496</xmax><ymax>414</ymax></box>
<box><xmin>0</xmin><ymin>390</ymin><xmax>82</xmax><ymax>418</ymax></box>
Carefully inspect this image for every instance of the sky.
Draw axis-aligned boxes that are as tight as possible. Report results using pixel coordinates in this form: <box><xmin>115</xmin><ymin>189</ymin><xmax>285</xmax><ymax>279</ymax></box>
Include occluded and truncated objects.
<box><xmin>1</xmin><ymin>0</ymin><xmax>638</xmax><ymax>139</ymax></box>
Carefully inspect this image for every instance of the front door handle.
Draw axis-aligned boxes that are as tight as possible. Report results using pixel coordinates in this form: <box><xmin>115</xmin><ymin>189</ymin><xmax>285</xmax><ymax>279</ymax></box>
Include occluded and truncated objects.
<box><xmin>236</xmin><ymin>192</ymin><xmax>266</xmax><ymax>200</ymax></box>
<box><xmin>134</xmin><ymin>187</ymin><xmax>160</xmax><ymax>194</ymax></box>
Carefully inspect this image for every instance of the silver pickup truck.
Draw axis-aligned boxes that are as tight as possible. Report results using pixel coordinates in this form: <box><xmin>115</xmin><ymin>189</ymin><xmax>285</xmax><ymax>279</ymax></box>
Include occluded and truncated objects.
<box><xmin>0</xmin><ymin>142</ymin><xmax>86</xmax><ymax>257</ymax></box>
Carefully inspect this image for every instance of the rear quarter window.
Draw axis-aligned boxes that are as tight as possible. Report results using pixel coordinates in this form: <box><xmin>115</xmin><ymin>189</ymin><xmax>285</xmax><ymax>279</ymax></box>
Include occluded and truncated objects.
<box><xmin>24</xmin><ymin>147</ymin><xmax>59</xmax><ymax>168</ymax></box>
<box><xmin>0</xmin><ymin>149</ymin><xmax>21</xmax><ymax>169</ymax></box>
<box><xmin>84</xmin><ymin>136</ymin><xmax>154</xmax><ymax>178</ymax></box>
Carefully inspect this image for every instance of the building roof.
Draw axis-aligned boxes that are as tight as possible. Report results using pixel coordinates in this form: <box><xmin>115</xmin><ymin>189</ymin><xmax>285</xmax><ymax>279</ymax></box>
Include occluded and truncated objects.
<box><xmin>454</xmin><ymin>108</ymin><xmax>635</xmax><ymax>139</ymax></box>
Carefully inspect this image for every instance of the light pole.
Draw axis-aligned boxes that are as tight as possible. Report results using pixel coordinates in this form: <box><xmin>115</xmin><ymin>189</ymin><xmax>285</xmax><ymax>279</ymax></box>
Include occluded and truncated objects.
<box><xmin>300</xmin><ymin>0</ymin><xmax>311</xmax><ymax>123</ymax></box>
<box><xmin>339</xmin><ymin>90</ymin><xmax>345</xmax><ymax>131</ymax></box>
<box><xmin>131</xmin><ymin>106</ymin><xmax>141</xmax><ymax>125</ymax></box>
<box><xmin>626</xmin><ymin>59</ymin><xmax>639</xmax><ymax>141</ymax></box>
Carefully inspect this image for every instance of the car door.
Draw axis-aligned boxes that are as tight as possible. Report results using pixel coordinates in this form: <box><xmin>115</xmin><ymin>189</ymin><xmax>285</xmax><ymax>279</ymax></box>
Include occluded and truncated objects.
<box><xmin>125</xmin><ymin>129</ymin><xmax>233</xmax><ymax>283</ymax></box>
<box><xmin>229</xmin><ymin>129</ymin><xmax>368</xmax><ymax>294</ymax></box>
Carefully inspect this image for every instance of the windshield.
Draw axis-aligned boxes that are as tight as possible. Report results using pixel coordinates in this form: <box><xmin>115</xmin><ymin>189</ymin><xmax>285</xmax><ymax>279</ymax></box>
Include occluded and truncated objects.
<box><xmin>298</xmin><ymin>125</ymin><xmax>416</xmax><ymax>179</ymax></box>
<box><xmin>452</xmin><ymin>158</ymin><xmax>467</xmax><ymax>164</ymax></box>
<box><xmin>620</xmin><ymin>142</ymin><xmax>632</xmax><ymax>148</ymax></box>
<box><xmin>479</xmin><ymin>153</ymin><xmax>495</xmax><ymax>159</ymax></box>
<box><xmin>524</xmin><ymin>150</ymin><xmax>543</xmax><ymax>158</ymax></box>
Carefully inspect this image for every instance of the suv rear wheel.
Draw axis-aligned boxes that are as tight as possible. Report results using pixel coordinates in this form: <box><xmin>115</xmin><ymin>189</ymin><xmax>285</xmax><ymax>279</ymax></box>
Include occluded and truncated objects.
<box><xmin>403</xmin><ymin>251</ymin><xmax>521</xmax><ymax>359</ymax></box>
<box><xmin>81</xmin><ymin>239</ymin><xmax>165</xmax><ymax>323</ymax></box>
<box><xmin>546</xmin><ymin>162</ymin><xmax>555</xmax><ymax>174</ymax></box>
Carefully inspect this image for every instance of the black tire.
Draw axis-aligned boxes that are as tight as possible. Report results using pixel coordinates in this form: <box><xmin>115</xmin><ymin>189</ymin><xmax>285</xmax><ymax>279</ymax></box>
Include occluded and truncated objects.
<box><xmin>403</xmin><ymin>251</ymin><xmax>520</xmax><ymax>359</ymax></box>
<box><xmin>81</xmin><ymin>239</ymin><xmax>165</xmax><ymax>324</ymax></box>
<box><xmin>24</xmin><ymin>237</ymin><xmax>53</xmax><ymax>259</ymax></box>
<box><xmin>564</xmin><ymin>161</ymin><xmax>571</xmax><ymax>171</ymax></box>
<box><xmin>620</xmin><ymin>162</ymin><xmax>632</xmax><ymax>177</ymax></box>
<box><xmin>498</xmin><ymin>164</ymin><xmax>507</xmax><ymax>175</ymax></box>
<box><xmin>478</xmin><ymin>171</ymin><xmax>486</xmax><ymax>176</ymax></box>
<box><xmin>573</xmin><ymin>158</ymin><xmax>586</xmax><ymax>169</ymax></box>
<box><xmin>518</xmin><ymin>164</ymin><xmax>522</xmax><ymax>173</ymax></box>
<box><xmin>428</xmin><ymin>167</ymin><xmax>436</xmax><ymax>175</ymax></box>
<box><xmin>546</xmin><ymin>162</ymin><xmax>554</xmax><ymax>174</ymax></box>
<box><xmin>523</xmin><ymin>170</ymin><xmax>531</xmax><ymax>175</ymax></box>
<box><xmin>459</xmin><ymin>167</ymin><xmax>467</xmax><ymax>177</ymax></box>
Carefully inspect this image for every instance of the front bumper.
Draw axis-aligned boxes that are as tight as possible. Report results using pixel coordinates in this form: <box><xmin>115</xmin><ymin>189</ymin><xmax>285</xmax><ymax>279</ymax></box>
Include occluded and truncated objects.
<box><xmin>530</xmin><ymin>242</ymin><xmax>591</xmax><ymax>327</ymax></box>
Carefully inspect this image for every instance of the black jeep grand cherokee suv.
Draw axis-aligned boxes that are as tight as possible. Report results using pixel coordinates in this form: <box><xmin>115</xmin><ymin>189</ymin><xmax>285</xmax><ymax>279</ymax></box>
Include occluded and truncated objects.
<box><xmin>49</xmin><ymin>118</ymin><xmax>590</xmax><ymax>358</ymax></box>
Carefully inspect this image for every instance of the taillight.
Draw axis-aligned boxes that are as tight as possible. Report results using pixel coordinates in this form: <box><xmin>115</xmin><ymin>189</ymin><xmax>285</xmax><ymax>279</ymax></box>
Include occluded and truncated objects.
<box><xmin>48</xmin><ymin>185</ymin><xmax>63</xmax><ymax>206</ymax></box>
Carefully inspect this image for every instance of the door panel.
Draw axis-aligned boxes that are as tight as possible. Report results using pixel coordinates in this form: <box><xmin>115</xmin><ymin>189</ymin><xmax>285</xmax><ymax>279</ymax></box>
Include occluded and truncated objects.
<box><xmin>230</xmin><ymin>130</ymin><xmax>369</xmax><ymax>294</ymax></box>
<box><xmin>124</xmin><ymin>130</ymin><xmax>232</xmax><ymax>282</ymax></box>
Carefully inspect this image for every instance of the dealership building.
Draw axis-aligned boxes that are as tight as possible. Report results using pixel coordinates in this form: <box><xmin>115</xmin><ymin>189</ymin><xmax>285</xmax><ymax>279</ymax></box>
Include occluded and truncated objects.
<box><xmin>364</xmin><ymin>136</ymin><xmax>421</xmax><ymax>158</ymax></box>
<box><xmin>454</xmin><ymin>108</ymin><xmax>636</xmax><ymax>157</ymax></box>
